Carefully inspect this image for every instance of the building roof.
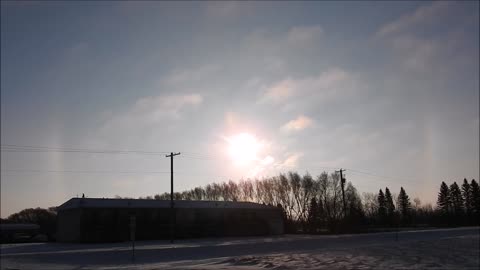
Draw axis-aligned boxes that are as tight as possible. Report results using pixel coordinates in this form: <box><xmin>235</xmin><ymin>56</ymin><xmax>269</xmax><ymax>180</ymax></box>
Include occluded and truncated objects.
<box><xmin>57</xmin><ymin>198</ymin><xmax>278</xmax><ymax>211</ymax></box>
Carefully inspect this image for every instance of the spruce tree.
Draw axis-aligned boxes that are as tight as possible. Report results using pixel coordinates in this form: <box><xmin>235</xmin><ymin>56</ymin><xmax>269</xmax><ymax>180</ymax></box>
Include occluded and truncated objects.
<box><xmin>384</xmin><ymin>187</ymin><xmax>395</xmax><ymax>225</ymax></box>
<box><xmin>398</xmin><ymin>187</ymin><xmax>411</xmax><ymax>219</ymax></box>
<box><xmin>437</xmin><ymin>182</ymin><xmax>451</xmax><ymax>214</ymax></box>
<box><xmin>449</xmin><ymin>182</ymin><xmax>464</xmax><ymax>218</ymax></box>
<box><xmin>471</xmin><ymin>179</ymin><xmax>480</xmax><ymax>223</ymax></box>
<box><xmin>377</xmin><ymin>189</ymin><xmax>387</xmax><ymax>224</ymax></box>
<box><xmin>307</xmin><ymin>197</ymin><xmax>319</xmax><ymax>233</ymax></box>
<box><xmin>345</xmin><ymin>182</ymin><xmax>364</xmax><ymax>227</ymax></box>
<box><xmin>462</xmin><ymin>179</ymin><xmax>472</xmax><ymax>221</ymax></box>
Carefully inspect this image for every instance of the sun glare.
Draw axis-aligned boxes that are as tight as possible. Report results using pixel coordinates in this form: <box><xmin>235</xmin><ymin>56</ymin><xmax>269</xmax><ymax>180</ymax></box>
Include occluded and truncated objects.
<box><xmin>227</xmin><ymin>133</ymin><xmax>261</xmax><ymax>166</ymax></box>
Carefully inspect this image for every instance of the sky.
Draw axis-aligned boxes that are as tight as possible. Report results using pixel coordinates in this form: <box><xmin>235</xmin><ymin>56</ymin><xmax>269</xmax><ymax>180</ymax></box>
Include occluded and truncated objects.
<box><xmin>1</xmin><ymin>1</ymin><xmax>479</xmax><ymax>217</ymax></box>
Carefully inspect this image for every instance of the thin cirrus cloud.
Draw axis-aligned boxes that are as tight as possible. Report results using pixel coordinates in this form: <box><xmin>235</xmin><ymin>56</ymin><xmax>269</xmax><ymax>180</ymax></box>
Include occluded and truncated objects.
<box><xmin>244</xmin><ymin>25</ymin><xmax>323</xmax><ymax>54</ymax></box>
<box><xmin>249</xmin><ymin>153</ymin><xmax>302</xmax><ymax>178</ymax></box>
<box><xmin>260</xmin><ymin>79</ymin><xmax>296</xmax><ymax>103</ymax></box>
<box><xmin>281</xmin><ymin>115</ymin><xmax>314</xmax><ymax>132</ymax></box>
<box><xmin>131</xmin><ymin>94</ymin><xmax>203</xmax><ymax>120</ymax></box>
<box><xmin>280</xmin><ymin>153</ymin><xmax>303</xmax><ymax>169</ymax></box>
<box><xmin>100</xmin><ymin>93</ymin><xmax>203</xmax><ymax>136</ymax></box>
<box><xmin>375</xmin><ymin>1</ymin><xmax>451</xmax><ymax>38</ymax></box>
<box><xmin>238</xmin><ymin>25</ymin><xmax>324</xmax><ymax>74</ymax></box>
<box><xmin>286</xmin><ymin>25</ymin><xmax>324</xmax><ymax>45</ymax></box>
<box><xmin>374</xmin><ymin>1</ymin><xmax>473</xmax><ymax>74</ymax></box>
<box><xmin>259</xmin><ymin>68</ymin><xmax>355</xmax><ymax>104</ymax></box>
<box><xmin>159</xmin><ymin>65</ymin><xmax>219</xmax><ymax>88</ymax></box>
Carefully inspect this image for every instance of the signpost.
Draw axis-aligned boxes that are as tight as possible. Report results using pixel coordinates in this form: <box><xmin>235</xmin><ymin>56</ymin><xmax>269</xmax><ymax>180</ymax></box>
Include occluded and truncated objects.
<box><xmin>130</xmin><ymin>215</ymin><xmax>136</xmax><ymax>262</ymax></box>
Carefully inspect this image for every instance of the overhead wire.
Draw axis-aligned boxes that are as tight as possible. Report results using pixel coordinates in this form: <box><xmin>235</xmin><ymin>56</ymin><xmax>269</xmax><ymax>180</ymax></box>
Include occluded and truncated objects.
<box><xmin>1</xmin><ymin>169</ymin><xmax>171</xmax><ymax>174</ymax></box>
<box><xmin>345</xmin><ymin>168</ymin><xmax>420</xmax><ymax>183</ymax></box>
<box><xmin>1</xmin><ymin>169</ymin><xmax>232</xmax><ymax>180</ymax></box>
<box><xmin>1</xmin><ymin>144</ymin><xmax>228</xmax><ymax>160</ymax></box>
<box><xmin>1</xmin><ymin>144</ymin><xmax>420</xmax><ymax>183</ymax></box>
<box><xmin>1</xmin><ymin>144</ymin><xmax>170</xmax><ymax>155</ymax></box>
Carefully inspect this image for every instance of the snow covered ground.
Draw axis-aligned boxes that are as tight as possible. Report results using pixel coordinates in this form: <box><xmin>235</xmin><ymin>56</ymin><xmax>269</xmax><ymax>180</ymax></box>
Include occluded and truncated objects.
<box><xmin>1</xmin><ymin>227</ymin><xmax>478</xmax><ymax>270</ymax></box>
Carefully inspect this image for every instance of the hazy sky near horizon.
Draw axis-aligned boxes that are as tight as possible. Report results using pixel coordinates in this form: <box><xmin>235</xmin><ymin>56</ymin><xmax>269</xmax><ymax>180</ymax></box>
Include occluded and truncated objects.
<box><xmin>1</xmin><ymin>1</ymin><xmax>478</xmax><ymax>217</ymax></box>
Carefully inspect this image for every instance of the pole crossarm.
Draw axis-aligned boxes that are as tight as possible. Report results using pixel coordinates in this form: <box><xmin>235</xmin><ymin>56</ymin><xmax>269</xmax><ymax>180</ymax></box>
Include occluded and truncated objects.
<box><xmin>165</xmin><ymin>152</ymin><xmax>181</xmax><ymax>158</ymax></box>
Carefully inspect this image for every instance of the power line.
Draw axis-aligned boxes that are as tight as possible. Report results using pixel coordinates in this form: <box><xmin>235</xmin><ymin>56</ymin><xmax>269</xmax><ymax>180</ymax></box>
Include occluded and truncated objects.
<box><xmin>301</xmin><ymin>166</ymin><xmax>342</xmax><ymax>172</ymax></box>
<box><xmin>1</xmin><ymin>168</ymin><xmax>418</xmax><ymax>190</ymax></box>
<box><xmin>1</xmin><ymin>169</ymin><xmax>172</xmax><ymax>174</ymax></box>
<box><xmin>303</xmin><ymin>166</ymin><xmax>418</xmax><ymax>183</ymax></box>
<box><xmin>345</xmin><ymin>168</ymin><xmax>419</xmax><ymax>183</ymax></box>
<box><xmin>1</xmin><ymin>144</ymin><xmax>228</xmax><ymax>160</ymax></box>
<box><xmin>1</xmin><ymin>145</ymin><xmax>233</xmax><ymax>164</ymax></box>
<box><xmin>1</xmin><ymin>144</ymin><xmax>266</xmax><ymax>162</ymax></box>
<box><xmin>1</xmin><ymin>145</ymin><xmax>170</xmax><ymax>155</ymax></box>
<box><xmin>347</xmin><ymin>171</ymin><xmax>396</xmax><ymax>184</ymax></box>
<box><xmin>1</xmin><ymin>169</ymin><xmax>231</xmax><ymax>179</ymax></box>
<box><xmin>181</xmin><ymin>152</ymin><xmax>217</xmax><ymax>157</ymax></box>
<box><xmin>1</xmin><ymin>144</ymin><xmax>421</xmax><ymax>183</ymax></box>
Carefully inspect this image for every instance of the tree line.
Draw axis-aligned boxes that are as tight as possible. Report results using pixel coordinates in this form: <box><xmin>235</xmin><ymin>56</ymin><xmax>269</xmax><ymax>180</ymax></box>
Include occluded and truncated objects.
<box><xmin>2</xmin><ymin>172</ymin><xmax>479</xmax><ymax>237</ymax></box>
<box><xmin>436</xmin><ymin>179</ymin><xmax>480</xmax><ymax>226</ymax></box>
<box><xmin>133</xmin><ymin>172</ymin><xmax>480</xmax><ymax>232</ymax></box>
<box><xmin>0</xmin><ymin>207</ymin><xmax>57</xmax><ymax>242</ymax></box>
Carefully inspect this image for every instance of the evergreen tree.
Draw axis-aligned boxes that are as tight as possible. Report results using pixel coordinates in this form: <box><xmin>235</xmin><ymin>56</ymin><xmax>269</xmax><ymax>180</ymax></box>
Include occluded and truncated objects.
<box><xmin>377</xmin><ymin>189</ymin><xmax>387</xmax><ymax>224</ymax></box>
<box><xmin>462</xmin><ymin>179</ymin><xmax>473</xmax><ymax>221</ymax></box>
<box><xmin>278</xmin><ymin>203</ymin><xmax>294</xmax><ymax>233</ymax></box>
<box><xmin>307</xmin><ymin>197</ymin><xmax>319</xmax><ymax>233</ymax></box>
<box><xmin>398</xmin><ymin>187</ymin><xmax>411</xmax><ymax>219</ymax></box>
<box><xmin>449</xmin><ymin>182</ymin><xmax>464</xmax><ymax>218</ymax></box>
<box><xmin>471</xmin><ymin>179</ymin><xmax>480</xmax><ymax>223</ymax></box>
<box><xmin>345</xmin><ymin>182</ymin><xmax>365</xmax><ymax>228</ymax></box>
<box><xmin>384</xmin><ymin>187</ymin><xmax>395</xmax><ymax>225</ymax></box>
<box><xmin>437</xmin><ymin>182</ymin><xmax>451</xmax><ymax>214</ymax></box>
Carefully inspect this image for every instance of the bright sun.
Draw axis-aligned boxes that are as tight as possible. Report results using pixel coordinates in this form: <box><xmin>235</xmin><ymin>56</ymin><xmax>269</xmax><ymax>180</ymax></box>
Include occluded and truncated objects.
<box><xmin>226</xmin><ymin>133</ymin><xmax>261</xmax><ymax>166</ymax></box>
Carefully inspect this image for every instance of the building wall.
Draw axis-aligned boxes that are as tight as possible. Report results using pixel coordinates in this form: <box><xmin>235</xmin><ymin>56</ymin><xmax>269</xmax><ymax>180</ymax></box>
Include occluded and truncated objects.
<box><xmin>57</xmin><ymin>206</ymin><xmax>284</xmax><ymax>242</ymax></box>
<box><xmin>57</xmin><ymin>208</ymin><xmax>82</xmax><ymax>242</ymax></box>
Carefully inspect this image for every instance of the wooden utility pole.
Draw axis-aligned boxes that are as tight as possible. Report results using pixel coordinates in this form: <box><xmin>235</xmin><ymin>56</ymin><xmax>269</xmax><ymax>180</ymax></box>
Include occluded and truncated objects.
<box><xmin>336</xmin><ymin>169</ymin><xmax>347</xmax><ymax>218</ymax></box>
<box><xmin>166</xmin><ymin>152</ymin><xmax>180</xmax><ymax>244</ymax></box>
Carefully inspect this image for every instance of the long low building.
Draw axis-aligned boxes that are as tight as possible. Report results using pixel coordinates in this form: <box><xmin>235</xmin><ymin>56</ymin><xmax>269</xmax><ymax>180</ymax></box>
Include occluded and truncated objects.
<box><xmin>57</xmin><ymin>198</ymin><xmax>284</xmax><ymax>242</ymax></box>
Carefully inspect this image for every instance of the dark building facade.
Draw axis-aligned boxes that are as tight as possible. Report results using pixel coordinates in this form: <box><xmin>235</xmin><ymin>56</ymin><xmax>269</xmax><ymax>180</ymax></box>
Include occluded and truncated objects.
<box><xmin>57</xmin><ymin>198</ymin><xmax>284</xmax><ymax>242</ymax></box>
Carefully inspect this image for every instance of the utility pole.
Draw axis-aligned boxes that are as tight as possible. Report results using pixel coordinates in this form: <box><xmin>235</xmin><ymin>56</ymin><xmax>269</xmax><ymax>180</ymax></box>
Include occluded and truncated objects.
<box><xmin>336</xmin><ymin>169</ymin><xmax>347</xmax><ymax>219</ymax></box>
<box><xmin>166</xmin><ymin>152</ymin><xmax>180</xmax><ymax>244</ymax></box>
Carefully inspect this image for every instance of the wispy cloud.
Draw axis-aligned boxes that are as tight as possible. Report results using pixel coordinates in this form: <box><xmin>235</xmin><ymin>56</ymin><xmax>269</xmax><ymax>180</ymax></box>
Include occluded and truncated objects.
<box><xmin>245</xmin><ymin>24</ymin><xmax>323</xmax><ymax>52</ymax></box>
<box><xmin>281</xmin><ymin>115</ymin><xmax>314</xmax><ymax>132</ymax></box>
<box><xmin>133</xmin><ymin>94</ymin><xmax>203</xmax><ymax>119</ymax></box>
<box><xmin>259</xmin><ymin>68</ymin><xmax>357</xmax><ymax>105</ymax></box>
<box><xmin>286</xmin><ymin>25</ymin><xmax>324</xmax><ymax>45</ymax></box>
<box><xmin>390</xmin><ymin>35</ymin><xmax>438</xmax><ymax>72</ymax></box>
<box><xmin>248</xmin><ymin>153</ymin><xmax>303</xmax><ymax>178</ymax></box>
<box><xmin>376</xmin><ymin>2</ymin><xmax>451</xmax><ymax>38</ymax></box>
<box><xmin>280</xmin><ymin>153</ymin><xmax>303</xmax><ymax>169</ymax></box>
<box><xmin>159</xmin><ymin>65</ymin><xmax>219</xmax><ymax>88</ymax></box>
<box><xmin>240</xmin><ymin>24</ymin><xmax>323</xmax><ymax>73</ymax></box>
<box><xmin>375</xmin><ymin>1</ymin><xmax>475</xmax><ymax>74</ymax></box>
<box><xmin>97</xmin><ymin>93</ymin><xmax>203</xmax><ymax>146</ymax></box>
<box><xmin>260</xmin><ymin>79</ymin><xmax>296</xmax><ymax>103</ymax></box>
